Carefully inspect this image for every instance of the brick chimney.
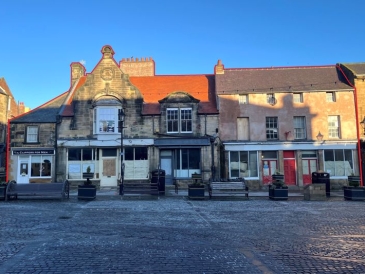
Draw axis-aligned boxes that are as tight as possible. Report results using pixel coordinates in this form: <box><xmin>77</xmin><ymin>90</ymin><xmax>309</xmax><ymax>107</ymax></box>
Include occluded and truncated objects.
<box><xmin>119</xmin><ymin>57</ymin><xmax>155</xmax><ymax>76</ymax></box>
<box><xmin>70</xmin><ymin>62</ymin><xmax>86</xmax><ymax>86</ymax></box>
<box><xmin>214</xmin><ymin>60</ymin><xmax>224</xmax><ymax>74</ymax></box>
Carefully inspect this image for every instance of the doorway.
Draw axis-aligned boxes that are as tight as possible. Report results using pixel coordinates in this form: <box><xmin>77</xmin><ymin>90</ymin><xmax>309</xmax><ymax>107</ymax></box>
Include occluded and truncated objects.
<box><xmin>17</xmin><ymin>158</ymin><xmax>29</xmax><ymax>184</ymax></box>
<box><xmin>100</xmin><ymin>148</ymin><xmax>118</xmax><ymax>187</ymax></box>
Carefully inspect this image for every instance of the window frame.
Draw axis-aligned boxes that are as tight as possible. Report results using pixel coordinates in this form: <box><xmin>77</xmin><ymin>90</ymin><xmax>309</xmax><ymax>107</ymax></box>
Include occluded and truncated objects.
<box><xmin>324</xmin><ymin>149</ymin><xmax>353</xmax><ymax>177</ymax></box>
<box><xmin>328</xmin><ymin>115</ymin><xmax>340</xmax><ymax>138</ymax></box>
<box><xmin>94</xmin><ymin>107</ymin><xmax>120</xmax><ymax>134</ymax></box>
<box><xmin>166</xmin><ymin>107</ymin><xmax>192</xmax><ymax>134</ymax></box>
<box><xmin>30</xmin><ymin>155</ymin><xmax>52</xmax><ymax>178</ymax></box>
<box><xmin>266</xmin><ymin>117</ymin><xmax>278</xmax><ymax>140</ymax></box>
<box><xmin>293</xmin><ymin>116</ymin><xmax>306</xmax><ymax>140</ymax></box>
<box><xmin>293</xmin><ymin>93</ymin><xmax>303</xmax><ymax>103</ymax></box>
<box><xmin>266</xmin><ymin>93</ymin><xmax>275</xmax><ymax>105</ymax></box>
<box><xmin>67</xmin><ymin>148</ymin><xmax>96</xmax><ymax>180</ymax></box>
<box><xmin>239</xmin><ymin>94</ymin><xmax>249</xmax><ymax>104</ymax></box>
<box><xmin>26</xmin><ymin>125</ymin><xmax>39</xmax><ymax>143</ymax></box>
<box><xmin>229</xmin><ymin>151</ymin><xmax>258</xmax><ymax>179</ymax></box>
<box><xmin>326</xmin><ymin>92</ymin><xmax>336</xmax><ymax>102</ymax></box>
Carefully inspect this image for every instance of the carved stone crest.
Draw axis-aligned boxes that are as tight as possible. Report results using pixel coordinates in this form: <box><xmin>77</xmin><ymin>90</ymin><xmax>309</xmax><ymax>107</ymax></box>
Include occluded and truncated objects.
<box><xmin>101</xmin><ymin>68</ymin><xmax>114</xmax><ymax>80</ymax></box>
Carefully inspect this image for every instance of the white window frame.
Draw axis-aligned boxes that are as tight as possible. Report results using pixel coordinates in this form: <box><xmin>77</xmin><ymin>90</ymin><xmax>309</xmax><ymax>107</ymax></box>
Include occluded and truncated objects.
<box><xmin>324</xmin><ymin>149</ymin><xmax>353</xmax><ymax>177</ymax></box>
<box><xmin>94</xmin><ymin>107</ymin><xmax>119</xmax><ymax>134</ymax></box>
<box><xmin>266</xmin><ymin>117</ymin><xmax>278</xmax><ymax>140</ymax></box>
<box><xmin>326</xmin><ymin>92</ymin><xmax>336</xmax><ymax>102</ymax></box>
<box><xmin>293</xmin><ymin>116</ymin><xmax>306</xmax><ymax>139</ymax></box>
<box><xmin>229</xmin><ymin>151</ymin><xmax>258</xmax><ymax>179</ymax></box>
<box><xmin>328</xmin><ymin>115</ymin><xmax>340</xmax><ymax>138</ymax></box>
<box><xmin>180</xmin><ymin>108</ymin><xmax>192</xmax><ymax>133</ymax></box>
<box><xmin>67</xmin><ymin>148</ymin><xmax>96</xmax><ymax>180</ymax></box>
<box><xmin>167</xmin><ymin>108</ymin><xmax>179</xmax><ymax>133</ymax></box>
<box><xmin>166</xmin><ymin>107</ymin><xmax>192</xmax><ymax>133</ymax></box>
<box><xmin>293</xmin><ymin>93</ymin><xmax>303</xmax><ymax>103</ymax></box>
<box><xmin>26</xmin><ymin>126</ymin><xmax>38</xmax><ymax>143</ymax></box>
<box><xmin>239</xmin><ymin>94</ymin><xmax>248</xmax><ymax>104</ymax></box>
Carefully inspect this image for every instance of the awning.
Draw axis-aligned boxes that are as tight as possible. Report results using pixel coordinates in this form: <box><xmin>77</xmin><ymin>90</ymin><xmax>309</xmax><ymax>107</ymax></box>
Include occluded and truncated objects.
<box><xmin>154</xmin><ymin>138</ymin><xmax>210</xmax><ymax>147</ymax></box>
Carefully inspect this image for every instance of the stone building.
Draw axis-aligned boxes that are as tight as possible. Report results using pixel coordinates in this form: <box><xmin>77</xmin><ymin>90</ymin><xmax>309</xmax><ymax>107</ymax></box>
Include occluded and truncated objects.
<box><xmin>214</xmin><ymin>61</ymin><xmax>358</xmax><ymax>189</ymax></box>
<box><xmin>7</xmin><ymin>46</ymin><xmax>364</xmax><ymax>191</ymax></box>
<box><xmin>8</xmin><ymin>45</ymin><xmax>219</xmax><ymax>187</ymax></box>
<box><xmin>0</xmin><ymin>77</ymin><xmax>29</xmax><ymax>179</ymax></box>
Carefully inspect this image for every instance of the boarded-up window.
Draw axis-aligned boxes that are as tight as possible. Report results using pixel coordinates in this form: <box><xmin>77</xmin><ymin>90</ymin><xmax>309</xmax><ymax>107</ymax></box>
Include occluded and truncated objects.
<box><xmin>237</xmin><ymin>117</ymin><xmax>249</xmax><ymax>140</ymax></box>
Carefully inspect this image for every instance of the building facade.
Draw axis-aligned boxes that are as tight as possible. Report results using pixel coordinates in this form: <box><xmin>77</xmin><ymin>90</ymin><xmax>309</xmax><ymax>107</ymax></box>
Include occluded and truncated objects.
<box><xmin>8</xmin><ymin>46</ymin><xmax>219</xmax><ymax>187</ymax></box>
<box><xmin>7</xmin><ymin>47</ymin><xmax>364</xmax><ymax>190</ymax></box>
<box><xmin>0</xmin><ymin>77</ymin><xmax>29</xmax><ymax>180</ymax></box>
<box><xmin>214</xmin><ymin>61</ymin><xmax>358</xmax><ymax>189</ymax></box>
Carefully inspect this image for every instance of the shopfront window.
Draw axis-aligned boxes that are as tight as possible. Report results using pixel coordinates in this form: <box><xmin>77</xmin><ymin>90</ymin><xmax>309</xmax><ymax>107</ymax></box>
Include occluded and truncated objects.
<box><xmin>324</xmin><ymin>149</ymin><xmax>353</xmax><ymax>176</ymax></box>
<box><xmin>229</xmin><ymin>151</ymin><xmax>258</xmax><ymax>178</ymax></box>
<box><xmin>67</xmin><ymin>148</ymin><xmax>96</xmax><ymax>179</ymax></box>
<box><xmin>30</xmin><ymin>155</ymin><xmax>52</xmax><ymax>177</ymax></box>
<box><xmin>173</xmin><ymin>148</ymin><xmax>200</xmax><ymax>177</ymax></box>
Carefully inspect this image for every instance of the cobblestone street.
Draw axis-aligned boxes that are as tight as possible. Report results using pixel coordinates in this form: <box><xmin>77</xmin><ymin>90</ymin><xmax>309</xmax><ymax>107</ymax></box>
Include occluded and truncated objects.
<box><xmin>1</xmin><ymin>196</ymin><xmax>365</xmax><ymax>273</ymax></box>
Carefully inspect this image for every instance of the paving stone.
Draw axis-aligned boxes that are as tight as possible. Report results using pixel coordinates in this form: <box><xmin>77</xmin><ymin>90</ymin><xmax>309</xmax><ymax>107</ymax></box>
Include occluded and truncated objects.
<box><xmin>0</xmin><ymin>197</ymin><xmax>365</xmax><ymax>273</ymax></box>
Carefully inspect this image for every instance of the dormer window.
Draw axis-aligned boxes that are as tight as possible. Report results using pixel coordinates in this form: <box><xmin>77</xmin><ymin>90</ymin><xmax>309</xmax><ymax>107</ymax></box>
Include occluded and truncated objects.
<box><xmin>167</xmin><ymin>108</ymin><xmax>192</xmax><ymax>133</ymax></box>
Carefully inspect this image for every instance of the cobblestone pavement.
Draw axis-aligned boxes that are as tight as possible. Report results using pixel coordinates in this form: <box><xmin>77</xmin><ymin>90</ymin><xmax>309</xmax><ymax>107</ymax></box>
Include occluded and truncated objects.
<box><xmin>1</xmin><ymin>196</ymin><xmax>365</xmax><ymax>274</ymax></box>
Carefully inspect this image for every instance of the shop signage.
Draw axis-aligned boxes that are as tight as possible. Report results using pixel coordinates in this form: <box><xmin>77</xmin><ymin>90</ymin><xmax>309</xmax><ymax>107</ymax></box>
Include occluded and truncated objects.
<box><xmin>12</xmin><ymin>149</ymin><xmax>55</xmax><ymax>155</ymax></box>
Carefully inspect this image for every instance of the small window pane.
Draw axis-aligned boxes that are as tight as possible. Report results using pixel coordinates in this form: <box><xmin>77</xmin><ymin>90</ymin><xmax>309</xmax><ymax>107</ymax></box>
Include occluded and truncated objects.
<box><xmin>135</xmin><ymin>147</ymin><xmax>148</xmax><ymax>160</ymax></box>
<box><xmin>68</xmin><ymin>148</ymin><xmax>81</xmax><ymax>161</ymax></box>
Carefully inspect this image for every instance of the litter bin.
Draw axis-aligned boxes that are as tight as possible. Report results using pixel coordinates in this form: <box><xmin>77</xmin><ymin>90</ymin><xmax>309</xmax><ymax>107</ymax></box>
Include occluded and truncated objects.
<box><xmin>151</xmin><ymin>169</ymin><xmax>166</xmax><ymax>195</ymax></box>
<box><xmin>312</xmin><ymin>172</ymin><xmax>330</xmax><ymax>197</ymax></box>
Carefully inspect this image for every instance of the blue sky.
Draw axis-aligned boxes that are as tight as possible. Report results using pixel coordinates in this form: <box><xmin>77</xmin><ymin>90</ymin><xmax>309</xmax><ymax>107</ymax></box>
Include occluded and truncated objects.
<box><xmin>1</xmin><ymin>0</ymin><xmax>365</xmax><ymax>109</ymax></box>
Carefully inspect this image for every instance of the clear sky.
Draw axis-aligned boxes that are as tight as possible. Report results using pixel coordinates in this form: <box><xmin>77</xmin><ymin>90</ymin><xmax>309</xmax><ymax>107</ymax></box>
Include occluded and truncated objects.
<box><xmin>1</xmin><ymin>0</ymin><xmax>364</xmax><ymax>109</ymax></box>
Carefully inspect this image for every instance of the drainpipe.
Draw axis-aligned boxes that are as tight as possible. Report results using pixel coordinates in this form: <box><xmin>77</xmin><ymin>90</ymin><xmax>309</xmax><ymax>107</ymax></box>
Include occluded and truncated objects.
<box><xmin>6</xmin><ymin>119</ymin><xmax>10</xmax><ymax>182</ymax></box>
<box><xmin>337</xmin><ymin>65</ymin><xmax>363</xmax><ymax>186</ymax></box>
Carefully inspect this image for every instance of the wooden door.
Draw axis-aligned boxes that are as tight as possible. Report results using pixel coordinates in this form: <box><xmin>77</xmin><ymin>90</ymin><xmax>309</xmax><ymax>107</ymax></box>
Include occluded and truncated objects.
<box><xmin>283</xmin><ymin>151</ymin><xmax>296</xmax><ymax>185</ymax></box>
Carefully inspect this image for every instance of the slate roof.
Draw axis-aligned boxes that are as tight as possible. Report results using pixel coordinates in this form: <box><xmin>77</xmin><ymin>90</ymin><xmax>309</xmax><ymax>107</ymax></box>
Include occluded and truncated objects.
<box><xmin>340</xmin><ymin>63</ymin><xmax>365</xmax><ymax>76</ymax></box>
<box><xmin>130</xmin><ymin>74</ymin><xmax>218</xmax><ymax>115</ymax></box>
<box><xmin>10</xmin><ymin>92</ymin><xmax>68</xmax><ymax>123</ymax></box>
<box><xmin>215</xmin><ymin>65</ymin><xmax>352</xmax><ymax>94</ymax></box>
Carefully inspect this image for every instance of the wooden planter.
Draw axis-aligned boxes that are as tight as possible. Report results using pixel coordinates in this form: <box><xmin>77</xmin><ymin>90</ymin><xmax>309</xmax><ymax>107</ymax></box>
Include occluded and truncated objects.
<box><xmin>269</xmin><ymin>186</ymin><xmax>288</xmax><ymax>200</ymax></box>
<box><xmin>78</xmin><ymin>184</ymin><xmax>96</xmax><ymax>200</ymax></box>
<box><xmin>344</xmin><ymin>186</ymin><xmax>365</xmax><ymax>201</ymax></box>
<box><xmin>188</xmin><ymin>184</ymin><xmax>205</xmax><ymax>199</ymax></box>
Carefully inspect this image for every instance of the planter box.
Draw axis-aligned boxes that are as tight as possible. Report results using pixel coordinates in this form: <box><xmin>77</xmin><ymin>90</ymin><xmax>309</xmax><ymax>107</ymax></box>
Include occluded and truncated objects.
<box><xmin>347</xmin><ymin>176</ymin><xmax>361</xmax><ymax>187</ymax></box>
<box><xmin>83</xmin><ymin>173</ymin><xmax>94</xmax><ymax>179</ymax></box>
<box><xmin>344</xmin><ymin>186</ymin><xmax>365</xmax><ymax>201</ymax></box>
<box><xmin>0</xmin><ymin>185</ymin><xmax>6</xmax><ymax>200</ymax></box>
<box><xmin>272</xmin><ymin>174</ymin><xmax>284</xmax><ymax>181</ymax></box>
<box><xmin>78</xmin><ymin>184</ymin><xmax>96</xmax><ymax>200</ymax></box>
<box><xmin>269</xmin><ymin>186</ymin><xmax>288</xmax><ymax>200</ymax></box>
<box><xmin>188</xmin><ymin>184</ymin><xmax>205</xmax><ymax>199</ymax></box>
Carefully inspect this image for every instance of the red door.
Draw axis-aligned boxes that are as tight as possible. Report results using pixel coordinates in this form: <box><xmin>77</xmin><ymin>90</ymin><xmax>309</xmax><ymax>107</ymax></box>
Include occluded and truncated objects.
<box><xmin>302</xmin><ymin>159</ymin><xmax>317</xmax><ymax>185</ymax></box>
<box><xmin>283</xmin><ymin>151</ymin><xmax>296</xmax><ymax>185</ymax></box>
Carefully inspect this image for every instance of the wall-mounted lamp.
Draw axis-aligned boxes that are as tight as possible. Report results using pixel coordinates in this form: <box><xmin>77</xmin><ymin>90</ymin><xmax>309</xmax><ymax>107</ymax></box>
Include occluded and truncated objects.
<box><xmin>316</xmin><ymin>131</ymin><xmax>324</xmax><ymax>141</ymax></box>
<box><xmin>360</xmin><ymin>117</ymin><xmax>365</xmax><ymax>135</ymax></box>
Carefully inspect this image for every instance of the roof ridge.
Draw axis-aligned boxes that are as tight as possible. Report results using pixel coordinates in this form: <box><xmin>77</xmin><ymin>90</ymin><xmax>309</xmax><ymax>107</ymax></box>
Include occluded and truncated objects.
<box><xmin>224</xmin><ymin>65</ymin><xmax>335</xmax><ymax>71</ymax></box>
